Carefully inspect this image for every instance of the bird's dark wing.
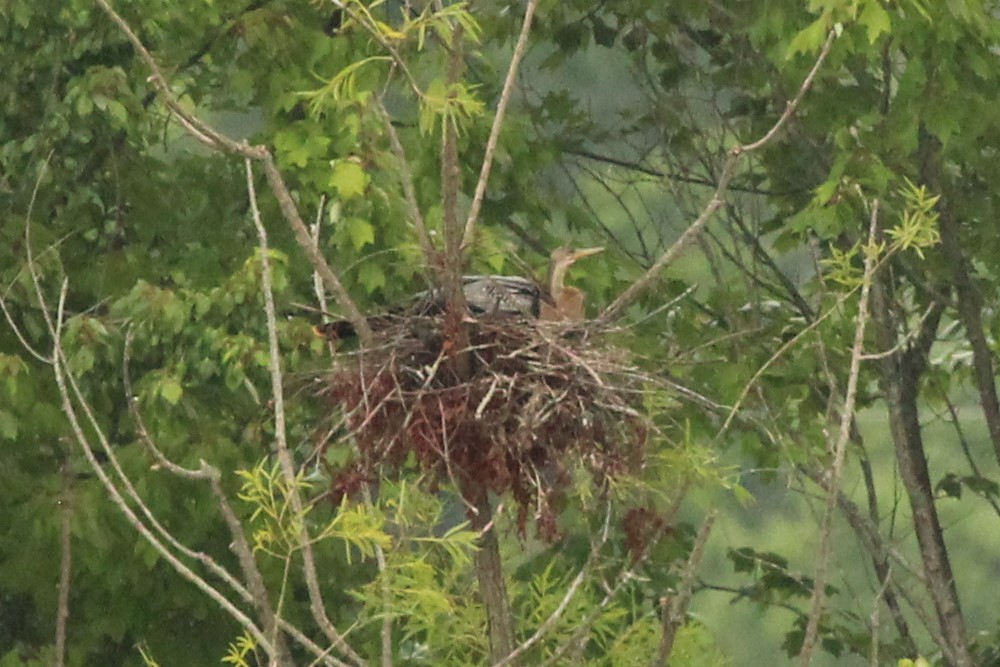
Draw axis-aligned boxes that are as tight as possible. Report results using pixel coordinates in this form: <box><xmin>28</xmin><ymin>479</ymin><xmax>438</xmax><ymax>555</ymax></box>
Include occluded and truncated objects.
<box><xmin>461</xmin><ymin>275</ymin><xmax>543</xmax><ymax>317</ymax></box>
<box><xmin>410</xmin><ymin>275</ymin><xmax>545</xmax><ymax>318</ymax></box>
<box><xmin>317</xmin><ymin>274</ymin><xmax>547</xmax><ymax>339</ymax></box>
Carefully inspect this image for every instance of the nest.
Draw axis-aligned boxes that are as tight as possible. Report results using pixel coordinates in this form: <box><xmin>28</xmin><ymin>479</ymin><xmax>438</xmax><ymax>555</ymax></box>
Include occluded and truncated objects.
<box><xmin>323</xmin><ymin>315</ymin><xmax>649</xmax><ymax>539</ymax></box>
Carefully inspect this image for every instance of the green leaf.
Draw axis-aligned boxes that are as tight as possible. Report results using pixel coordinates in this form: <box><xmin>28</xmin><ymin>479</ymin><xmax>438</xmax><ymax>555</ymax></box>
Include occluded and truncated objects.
<box><xmin>329</xmin><ymin>159</ymin><xmax>368</xmax><ymax>198</ymax></box>
<box><xmin>0</xmin><ymin>410</ymin><xmax>17</xmax><ymax>440</ymax></box>
<box><xmin>859</xmin><ymin>0</ymin><xmax>892</xmax><ymax>42</ymax></box>
<box><xmin>160</xmin><ymin>378</ymin><xmax>184</xmax><ymax>406</ymax></box>
<box><xmin>357</xmin><ymin>262</ymin><xmax>385</xmax><ymax>293</ymax></box>
<box><xmin>345</xmin><ymin>217</ymin><xmax>375</xmax><ymax>250</ymax></box>
<box><xmin>786</xmin><ymin>15</ymin><xmax>829</xmax><ymax>58</ymax></box>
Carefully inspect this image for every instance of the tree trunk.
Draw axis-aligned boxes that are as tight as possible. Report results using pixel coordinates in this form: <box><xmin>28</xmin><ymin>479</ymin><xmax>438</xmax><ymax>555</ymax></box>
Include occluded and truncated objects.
<box><xmin>870</xmin><ymin>280</ymin><xmax>971</xmax><ymax>667</ymax></box>
<box><xmin>470</xmin><ymin>493</ymin><xmax>515</xmax><ymax>665</ymax></box>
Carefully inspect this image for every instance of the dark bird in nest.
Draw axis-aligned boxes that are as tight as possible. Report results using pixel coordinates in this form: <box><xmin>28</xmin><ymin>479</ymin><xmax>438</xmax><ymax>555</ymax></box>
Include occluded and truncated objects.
<box><xmin>317</xmin><ymin>246</ymin><xmax>604</xmax><ymax>338</ymax></box>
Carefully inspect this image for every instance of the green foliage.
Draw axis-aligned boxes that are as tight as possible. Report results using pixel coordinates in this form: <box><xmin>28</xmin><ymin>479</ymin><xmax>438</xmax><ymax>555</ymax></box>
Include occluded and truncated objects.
<box><xmin>221</xmin><ymin>632</ymin><xmax>257</xmax><ymax>667</ymax></box>
<box><xmin>4</xmin><ymin>0</ymin><xmax>1000</xmax><ymax>664</ymax></box>
<box><xmin>887</xmin><ymin>179</ymin><xmax>940</xmax><ymax>258</ymax></box>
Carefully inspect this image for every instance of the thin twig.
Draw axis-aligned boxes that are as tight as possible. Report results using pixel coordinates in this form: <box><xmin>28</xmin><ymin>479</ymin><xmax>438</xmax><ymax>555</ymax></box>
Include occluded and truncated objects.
<box><xmin>123</xmin><ymin>331</ymin><xmax>214</xmax><ymax>479</ymax></box>
<box><xmin>377</xmin><ymin>100</ymin><xmax>436</xmax><ymax>264</ymax></box>
<box><xmin>537</xmin><ymin>488</ymin><xmax>689</xmax><ymax>667</ymax></box>
<box><xmin>492</xmin><ymin>499</ymin><xmax>613</xmax><ymax>667</ymax></box>
<box><xmin>1</xmin><ymin>154</ymin><xmax>56</xmax><ymax>364</ymax></box>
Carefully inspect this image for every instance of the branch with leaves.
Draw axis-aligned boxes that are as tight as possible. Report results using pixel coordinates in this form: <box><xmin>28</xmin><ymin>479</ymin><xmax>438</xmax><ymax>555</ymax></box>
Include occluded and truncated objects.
<box><xmin>92</xmin><ymin>0</ymin><xmax>371</xmax><ymax>341</ymax></box>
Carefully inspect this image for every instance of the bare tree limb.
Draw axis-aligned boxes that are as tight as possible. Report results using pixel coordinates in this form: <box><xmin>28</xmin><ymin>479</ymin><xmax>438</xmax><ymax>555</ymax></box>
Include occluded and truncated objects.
<box><xmin>798</xmin><ymin>201</ymin><xmax>880</xmax><ymax>666</ymax></box>
<box><xmin>470</xmin><ymin>492</ymin><xmax>516</xmax><ymax>665</ymax></box>
<box><xmin>54</xmin><ymin>460</ymin><xmax>73</xmax><ymax>667</ymax></box>
<box><xmin>538</xmin><ymin>489</ymin><xmax>689</xmax><ymax>667</ymax></box>
<box><xmin>123</xmin><ymin>331</ymin><xmax>300</xmax><ymax>665</ymax></box>
<box><xmin>461</xmin><ymin>0</ymin><xmax>541</xmax><ymax>249</ymax></box>
<box><xmin>933</xmin><ymin>155</ymin><xmax>1000</xmax><ymax>468</ymax></box>
<box><xmin>38</xmin><ymin>276</ymin><xmax>276</xmax><ymax>655</ymax></box>
<box><xmin>492</xmin><ymin>500</ymin><xmax>613</xmax><ymax>667</ymax></box>
<box><xmin>246</xmin><ymin>160</ymin><xmax>367</xmax><ymax>667</ymax></box>
<box><xmin>568</xmin><ymin>148</ymin><xmax>802</xmax><ymax>196</ymax></box>
<box><xmin>870</xmin><ymin>246</ymin><xmax>970</xmax><ymax>663</ymax></box>
<box><xmin>377</xmin><ymin>100</ymin><xmax>436</xmax><ymax>266</ymax></box>
<box><xmin>599</xmin><ymin>30</ymin><xmax>836</xmax><ymax>323</ymax></box>
<box><xmin>18</xmin><ymin>175</ymin><xmax>289</xmax><ymax>658</ymax></box>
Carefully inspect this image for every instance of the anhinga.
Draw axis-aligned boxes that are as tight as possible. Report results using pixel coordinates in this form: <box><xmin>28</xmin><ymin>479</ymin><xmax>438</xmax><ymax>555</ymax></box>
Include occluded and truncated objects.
<box><xmin>539</xmin><ymin>246</ymin><xmax>604</xmax><ymax>321</ymax></box>
<box><xmin>319</xmin><ymin>246</ymin><xmax>604</xmax><ymax>337</ymax></box>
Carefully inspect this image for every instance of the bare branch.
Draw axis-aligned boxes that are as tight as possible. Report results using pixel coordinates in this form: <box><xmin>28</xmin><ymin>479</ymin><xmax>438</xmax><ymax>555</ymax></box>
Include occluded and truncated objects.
<box><xmin>492</xmin><ymin>500</ymin><xmax>613</xmax><ymax>667</ymax></box>
<box><xmin>377</xmin><ymin>100</ymin><xmax>436</xmax><ymax>265</ymax></box>
<box><xmin>93</xmin><ymin>0</ymin><xmax>261</xmax><ymax>155</ymax></box>
<box><xmin>125</xmin><ymin>331</ymin><xmax>301</xmax><ymax>665</ymax></box>
<box><xmin>461</xmin><ymin>0</ymin><xmax>541</xmax><ymax>249</ymax></box>
<box><xmin>259</xmin><ymin>156</ymin><xmax>372</xmax><ymax>341</ymax></box>
<box><xmin>245</xmin><ymin>160</ymin><xmax>366</xmax><ymax>666</ymax></box>
<box><xmin>798</xmin><ymin>201</ymin><xmax>880</xmax><ymax>666</ymax></box>
<box><xmin>599</xmin><ymin>30</ymin><xmax>837</xmax><ymax>323</ymax></box>
<box><xmin>40</xmin><ymin>274</ymin><xmax>275</xmax><ymax>654</ymax></box>
<box><xmin>538</xmin><ymin>488</ymin><xmax>689</xmax><ymax>667</ymax></box>
<box><xmin>54</xmin><ymin>461</ymin><xmax>72</xmax><ymax>667</ymax></box>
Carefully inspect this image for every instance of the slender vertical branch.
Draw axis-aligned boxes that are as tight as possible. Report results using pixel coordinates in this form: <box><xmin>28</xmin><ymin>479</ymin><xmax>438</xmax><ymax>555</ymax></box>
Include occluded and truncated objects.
<box><xmin>652</xmin><ymin>510</ymin><xmax>717</xmax><ymax>667</ymax></box>
<box><xmin>870</xmin><ymin>255</ymin><xmax>970</xmax><ymax>662</ymax></box>
<box><xmin>378</xmin><ymin>100</ymin><xmax>436</xmax><ymax>266</ymax></box>
<box><xmin>537</xmin><ymin>488</ymin><xmax>689</xmax><ymax>667</ymax></box>
<box><xmin>470</xmin><ymin>493</ymin><xmax>516</xmax><ymax>665</ymax></box>
<box><xmin>438</xmin><ymin>25</ymin><xmax>471</xmax><ymax>344</ymax></box>
<box><xmin>934</xmin><ymin>165</ymin><xmax>1000</xmax><ymax>468</ymax></box>
<box><xmin>461</xmin><ymin>0</ymin><xmax>541</xmax><ymax>249</ymax></box>
<box><xmin>492</xmin><ymin>500</ymin><xmax>613</xmax><ymax>667</ymax></box>
<box><xmin>54</xmin><ymin>460</ymin><xmax>73</xmax><ymax>667</ymax></box>
<box><xmin>798</xmin><ymin>201</ymin><xmax>880</xmax><ymax>666</ymax></box>
<box><xmin>246</xmin><ymin>161</ymin><xmax>366</xmax><ymax>667</ymax></box>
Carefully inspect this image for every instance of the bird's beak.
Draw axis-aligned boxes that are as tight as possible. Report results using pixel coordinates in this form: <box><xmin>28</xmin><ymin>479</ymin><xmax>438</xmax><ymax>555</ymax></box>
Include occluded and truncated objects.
<box><xmin>572</xmin><ymin>247</ymin><xmax>605</xmax><ymax>261</ymax></box>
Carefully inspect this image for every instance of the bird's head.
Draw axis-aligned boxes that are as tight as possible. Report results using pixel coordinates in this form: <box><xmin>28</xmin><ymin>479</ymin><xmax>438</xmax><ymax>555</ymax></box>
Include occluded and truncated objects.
<box><xmin>550</xmin><ymin>246</ymin><xmax>605</xmax><ymax>271</ymax></box>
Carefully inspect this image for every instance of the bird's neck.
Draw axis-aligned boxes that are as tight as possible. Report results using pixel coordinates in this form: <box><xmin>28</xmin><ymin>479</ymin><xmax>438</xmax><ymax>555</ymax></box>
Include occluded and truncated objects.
<box><xmin>548</xmin><ymin>264</ymin><xmax>569</xmax><ymax>297</ymax></box>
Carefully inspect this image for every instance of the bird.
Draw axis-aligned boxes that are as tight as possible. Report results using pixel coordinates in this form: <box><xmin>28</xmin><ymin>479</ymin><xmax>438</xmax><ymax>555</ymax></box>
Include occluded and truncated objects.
<box><xmin>420</xmin><ymin>274</ymin><xmax>547</xmax><ymax>318</ymax></box>
<box><xmin>317</xmin><ymin>246</ymin><xmax>604</xmax><ymax>337</ymax></box>
<box><xmin>539</xmin><ymin>246</ymin><xmax>604</xmax><ymax>321</ymax></box>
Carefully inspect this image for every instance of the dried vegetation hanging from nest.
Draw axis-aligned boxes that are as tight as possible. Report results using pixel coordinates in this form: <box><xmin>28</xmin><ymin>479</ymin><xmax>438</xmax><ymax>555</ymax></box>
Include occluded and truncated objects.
<box><xmin>323</xmin><ymin>315</ymin><xmax>650</xmax><ymax>539</ymax></box>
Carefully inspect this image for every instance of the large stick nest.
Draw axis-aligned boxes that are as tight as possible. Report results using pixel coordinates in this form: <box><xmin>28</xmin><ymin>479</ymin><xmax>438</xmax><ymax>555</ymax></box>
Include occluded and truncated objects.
<box><xmin>323</xmin><ymin>315</ymin><xmax>649</xmax><ymax>539</ymax></box>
